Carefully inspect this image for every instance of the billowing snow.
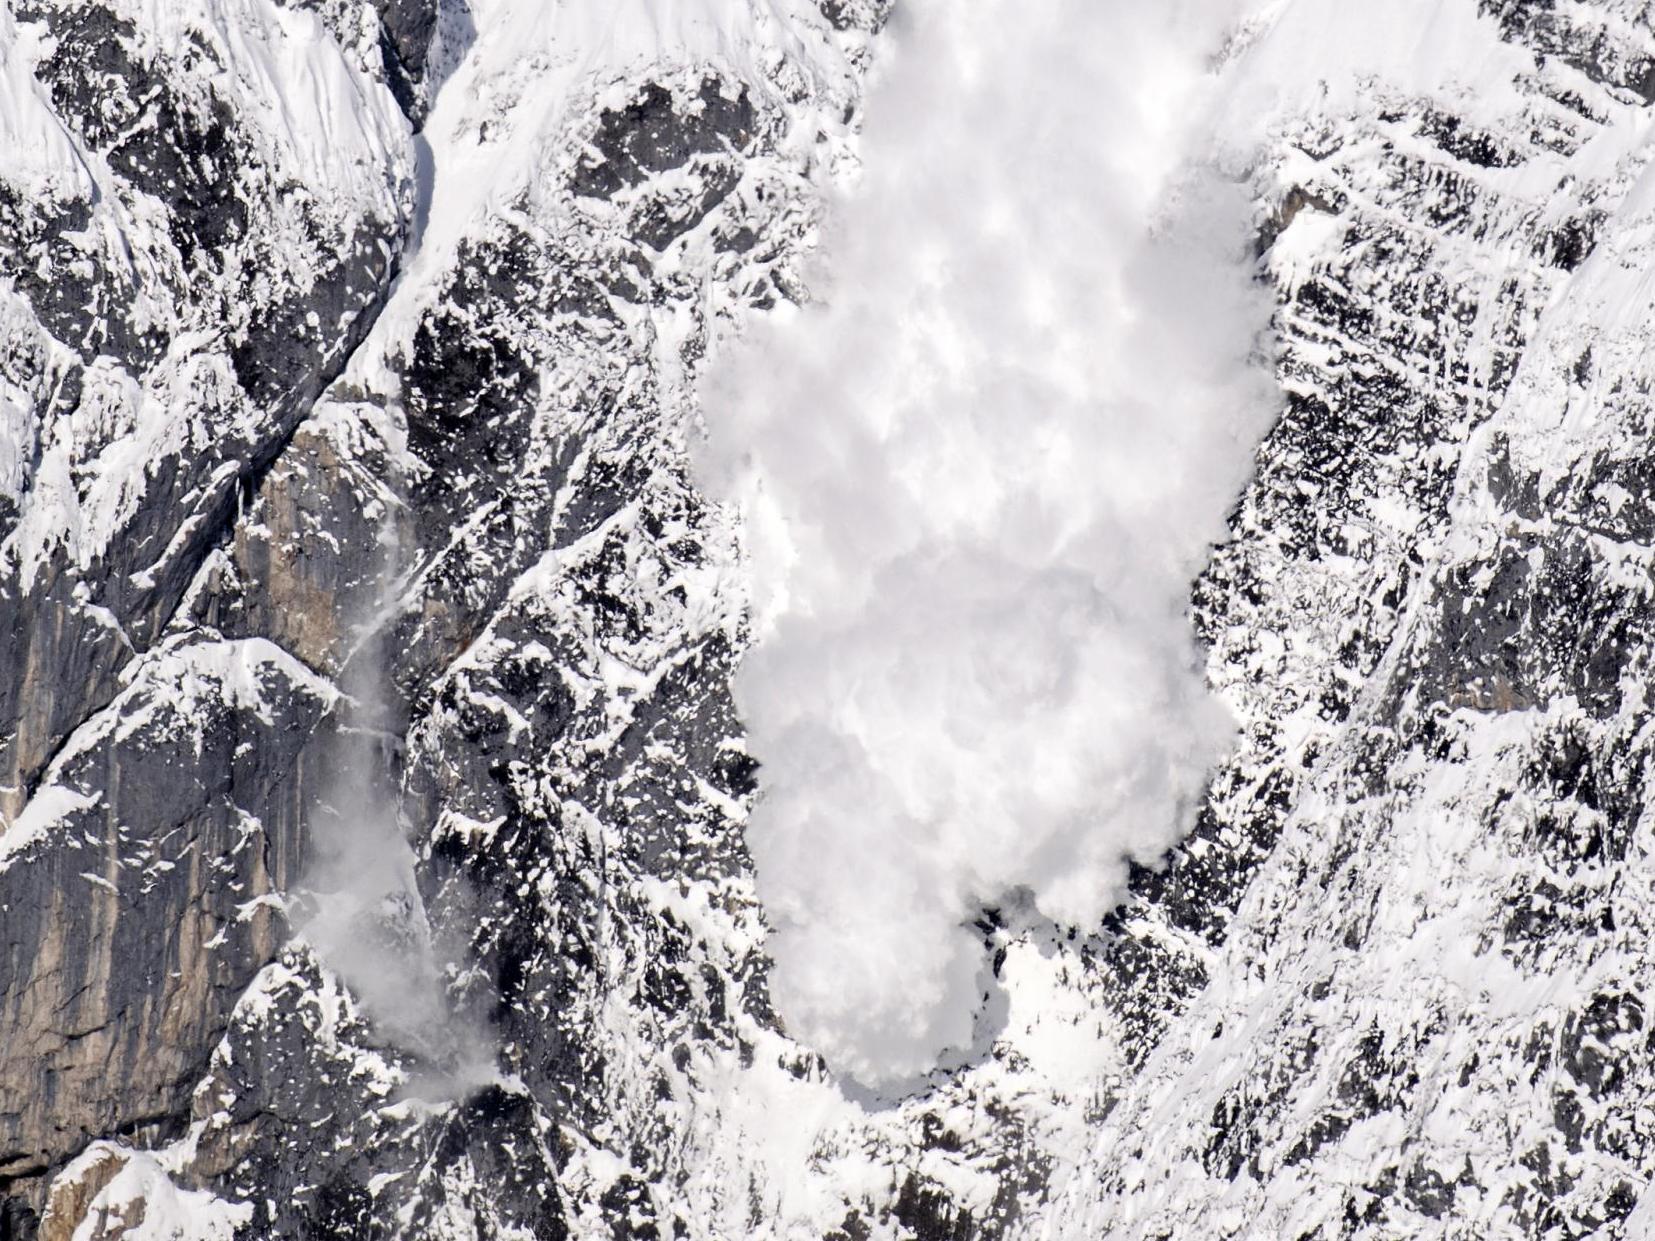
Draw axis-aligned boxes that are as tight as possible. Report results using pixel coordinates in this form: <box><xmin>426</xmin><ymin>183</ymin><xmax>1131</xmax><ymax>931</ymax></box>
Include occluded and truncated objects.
<box><xmin>695</xmin><ymin>0</ymin><xmax>1275</xmax><ymax>1086</ymax></box>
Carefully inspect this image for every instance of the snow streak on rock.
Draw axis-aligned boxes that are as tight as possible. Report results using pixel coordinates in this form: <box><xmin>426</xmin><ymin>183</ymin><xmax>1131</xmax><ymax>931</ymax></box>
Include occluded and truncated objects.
<box><xmin>697</xmin><ymin>0</ymin><xmax>1273</xmax><ymax>1087</ymax></box>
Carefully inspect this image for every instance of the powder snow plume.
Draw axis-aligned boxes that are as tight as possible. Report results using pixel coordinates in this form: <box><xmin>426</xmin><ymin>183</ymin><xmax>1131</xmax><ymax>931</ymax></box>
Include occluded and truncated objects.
<box><xmin>300</xmin><ymin>523</ymin><xmax>495</xmax><ymax>1099</ymax></box>
<box><xmin>697</xmin><ymin>0</ymin><xmax>1276</xmax><ymax>1089</ymax></box>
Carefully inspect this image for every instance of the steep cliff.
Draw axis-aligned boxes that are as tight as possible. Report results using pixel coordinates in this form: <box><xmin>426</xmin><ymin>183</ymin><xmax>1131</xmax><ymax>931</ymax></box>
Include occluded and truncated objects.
<box><xmin>5</xmin><ymin>1</ymin><xmax>1655</xmax><ymax>1239</ymax></box>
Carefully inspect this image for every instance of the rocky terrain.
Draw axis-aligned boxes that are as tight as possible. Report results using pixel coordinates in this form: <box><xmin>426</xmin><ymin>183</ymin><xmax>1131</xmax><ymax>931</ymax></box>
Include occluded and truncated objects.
<box><xmin>7</xmin><ymin>0</ymin><xmax>1655</xmax><ymax>1238</ymax></box>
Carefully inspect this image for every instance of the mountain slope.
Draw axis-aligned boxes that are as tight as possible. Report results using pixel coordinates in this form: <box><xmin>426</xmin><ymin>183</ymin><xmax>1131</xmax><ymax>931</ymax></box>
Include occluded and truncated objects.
<box><xmin>5</xmin><ymin>1</ymin><xmax>1655</xmax><ymax>1239</ymax></box>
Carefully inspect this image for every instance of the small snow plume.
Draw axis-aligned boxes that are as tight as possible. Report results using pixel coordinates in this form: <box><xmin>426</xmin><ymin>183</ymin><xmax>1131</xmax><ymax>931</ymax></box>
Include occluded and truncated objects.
<box><xmin>301</xmin><ymin>529</ymin><xmax>495</xmax><ymax>1098</ymax></box>
<box><xmin>697</xmin><ymin>0</ymin><xmax>1274</xmax><ymax>1088</ymax></box>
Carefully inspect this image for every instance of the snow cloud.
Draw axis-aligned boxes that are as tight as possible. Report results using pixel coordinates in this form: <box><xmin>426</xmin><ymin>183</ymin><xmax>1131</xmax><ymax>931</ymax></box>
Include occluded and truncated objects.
<box><xmin>698</xmin><ymin>0</ymin><xmax>1274</xmax><ymax>1088</ymax></box>
<box><xmin>301</xmin><ymin>535</ymin><xmax>495</xmax><ymax>1098</ymax></box>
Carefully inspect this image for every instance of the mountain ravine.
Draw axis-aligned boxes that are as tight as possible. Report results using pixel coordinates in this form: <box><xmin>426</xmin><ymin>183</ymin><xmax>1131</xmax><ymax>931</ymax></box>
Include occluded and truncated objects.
<box><xmin>7</xmin><ymin>0</ymin><xmax>1655</xmax><ymax>1238</ymax></box>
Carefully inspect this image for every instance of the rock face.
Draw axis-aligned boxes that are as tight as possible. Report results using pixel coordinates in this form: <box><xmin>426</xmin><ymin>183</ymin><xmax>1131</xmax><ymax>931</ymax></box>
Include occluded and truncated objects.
<box><xmin>6</xmin><ymin>0</ymin><xmax>1655</xmax><ymax>1238</ymax></box>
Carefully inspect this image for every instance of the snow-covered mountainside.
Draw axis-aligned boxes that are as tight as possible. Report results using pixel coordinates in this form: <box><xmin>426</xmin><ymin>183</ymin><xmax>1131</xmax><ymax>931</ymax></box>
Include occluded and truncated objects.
<box><xmin>7</xmin><ymin>0</ymin><xmax>1655</xmax><ymax>1237</ymax></box>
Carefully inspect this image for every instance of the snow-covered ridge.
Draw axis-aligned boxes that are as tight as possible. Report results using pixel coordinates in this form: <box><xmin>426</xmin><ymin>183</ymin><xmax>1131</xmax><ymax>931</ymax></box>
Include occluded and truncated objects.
<box><xmin>1</xmin><ymin>0</ymin><xmax>409</xmax><ymax>581</ymax></box>
<box><xmin>347</xmin><ymin>0</ymin><xmax>863</xmax><ymax>399</ymax></box>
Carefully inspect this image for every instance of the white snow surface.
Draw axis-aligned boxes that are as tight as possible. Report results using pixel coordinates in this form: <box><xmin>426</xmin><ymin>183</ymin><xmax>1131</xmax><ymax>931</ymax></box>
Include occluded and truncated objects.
<box><xmin>0</xmin><ymin>0</ymin><xmax>410</xmax><ymax>586</ymax></box>
<box><xmin>346</xmin><ymin>0</ymin><xmax>860</xmax><ymax>397</ymax></box>
<box><xmin>48</xmin><ymin>1143</ymin><xmax>251</xmax><ymax>1241</ymax></box>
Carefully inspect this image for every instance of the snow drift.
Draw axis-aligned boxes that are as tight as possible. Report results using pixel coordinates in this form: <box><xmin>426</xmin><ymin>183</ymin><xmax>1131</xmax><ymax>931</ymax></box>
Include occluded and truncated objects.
<box><xmin>698</xmin><ymin>0</ymin><xmax>1274</xmax><ymax>1087</ymax></box>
